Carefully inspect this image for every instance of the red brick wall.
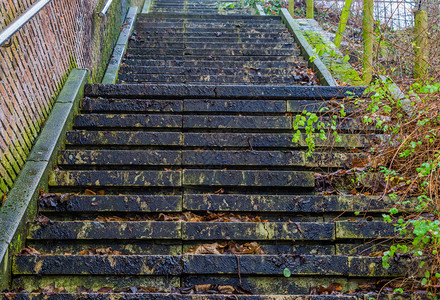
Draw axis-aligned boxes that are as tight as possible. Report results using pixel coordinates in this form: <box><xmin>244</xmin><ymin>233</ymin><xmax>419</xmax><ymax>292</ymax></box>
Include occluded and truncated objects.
<box><xmin>0</xmin><ymin>0</ymin><xmax>142</xmax><ymax>197</ymax></box>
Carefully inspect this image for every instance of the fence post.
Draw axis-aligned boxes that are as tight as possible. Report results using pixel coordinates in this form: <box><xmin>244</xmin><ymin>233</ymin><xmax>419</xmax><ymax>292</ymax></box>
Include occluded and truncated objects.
<box><xmin>362</xmin><ymin>0</ymin><xmax>374</xmax><ymax>84</ymax></box>
<box><xmin>334</xmin><ymin>0</ymin><xmax>353</xmax><ymax>48</ymax></box>
<box><xmin>288</xmin><ymin>0</ymin><xmax>294</xmax><ymax>17</ymax></box>
<box><xmin>306</xmin><ymin>0</ymin><xmax>314</xmax><ymax>19</ymax></box>
<box><xmin>414</xmin><ymin>0</ymin><xmax>428</xmax><ymax>80</ymax></box>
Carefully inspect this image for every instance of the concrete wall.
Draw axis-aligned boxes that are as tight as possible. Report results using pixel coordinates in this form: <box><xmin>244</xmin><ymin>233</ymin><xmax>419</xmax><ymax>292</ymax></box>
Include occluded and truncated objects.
<box><xmin>0</xmin><ymin>0</ymin><xmax>144</xmax><ymax>199</ymax></box>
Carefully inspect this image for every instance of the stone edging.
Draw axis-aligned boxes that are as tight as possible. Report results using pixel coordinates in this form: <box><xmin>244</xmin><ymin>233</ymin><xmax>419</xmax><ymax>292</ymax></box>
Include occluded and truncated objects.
<box><xmin>280</xmin><ymin>8</ymin><xmax>338</xmax><ymax>87</ymax></box>
<box><xmin>0</xmin><ymin>68</ymin><xmax>88</xmax><ymax>289</ymax></box>
<box><xmin>102</xmin><ymin>7</ymin><xmax>138</xmax><ymax>84</ymax></box>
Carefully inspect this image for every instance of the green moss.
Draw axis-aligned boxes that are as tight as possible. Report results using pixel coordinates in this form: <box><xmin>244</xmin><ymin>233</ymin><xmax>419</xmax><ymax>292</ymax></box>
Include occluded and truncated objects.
<box><xmin>301</xmin><ymin>28</ymin><xmax>363</xmax><ymax>86</ymax></box>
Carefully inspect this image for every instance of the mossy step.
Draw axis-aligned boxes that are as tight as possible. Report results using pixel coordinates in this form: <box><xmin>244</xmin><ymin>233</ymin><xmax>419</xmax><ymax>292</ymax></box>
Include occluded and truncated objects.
<box><xmin>74</xmin><ymin>114</ymin><xmax>182</xmax><ymax>129</ymax></box>
<box><xmin>27</xmin><ymin>221</ymin><xmax>340</xmax><ymax>241</ymax></box>
<box><xmin>140</xmin><ymin>14</ymin><xmax>280</xmax><ymax>20</ymax></box>
<box><xmin>40</xmin><ymin>195</ymin><xmax>182</xmax><ymax>212</ymax></box>
<box><xmin>134</xmin><ymin>32</ymin><xmax>292</xmax><ymax>39</ymax></box>
<box><xmin>84</xmin><ymin>84</ymin><xmax>364</xmax><ymax>100</ymax></box>
<box><xmin>183</xmin><ymin>99</ymin><xmax>288</xmax><ymax>112</ymax></box>
<box><xmin>127</xmin><ymin>43</ymin><xmax>297</xmax><ymax>50</ymax></box>
<box><xmin>0</xmin><ymin>293</ymin><xmax>364</xmax><ymax>300</ymax></box>
<box><xmin>123</xmin><ymin>55</ymin><xmax>301</xmax><ymax>62</ymax></box>
<box><xmin>134</xmin><ymin>24</ymin><xmax>286</xmax><ymax>29</ymax></box>
<box><xmin>49</xmin><ymin>170</ymin><xmax>181</xmax><ymax>187</ymax></box>
<box><xmin>131</xmin><ymin>37</ymin><xmax>294</xmax><ymax>44</ymax></box>
<box><xmin>118</xmin><ymin>74</ymin><xmax>304</xmax><ymax>85</ymax></box>
<box><xmin>336</xmin><ymin>221</ymin><xmax>399</xmax><ymax>239</ymax></box>
<box><xmin>57</xmin><ymin>150</ymin><xmax>360</xmax><ymax>168</ymax></box>
<box><xmin>136</xmin><ymin>18</ymin><xmax>282</xmax><ymax>24</ymax></box>
<box><xmin>80</xmin><ymin>98</ymin><xmax>183</xmax><ymax>113</ymax></box>
<box><xmin>28</xmin><ymin>221</ymin><xmax>182</xmax><ymax>240</ymax></box>
<box><xmin>183</xmin><ymin>115</ymin><xmax>292</xmax><ymax>130</ymax></box>
<box><xmin>119</xmin><ymin>66</ymin><xmax>302</xmax><ymax>76</ymax></box>
<box><xmin>181</xmin><ymin>150</ymin><xmax>362</xmax><ymax>168</ymax></box>
<box><xmin>182</xmin><ymin>170</ymin><xmax>314</xmax><ymax>187</ymax></box>
<box><xmin>122</xmin><ymin>60</ymin><xmax>306</xmax><ymax>68</ymax></box>
<box><xmin>182</xmin><ymin>222</ymin><xmax>333</xmax><ymax>240</ymax></box>
<box><xmin>65</xmin><ymin>131</ymin><xmax>182</xmax><ymax>146</ymax></box>
<box><xmin>65</xmin><ymin>131</ymin><xmax>369</xmax><ymax>148</ymax></box>
<box><xmin>183</xmin><ymin>194</ymin><xmax>392</xmax><ymax>213</ymax></box>
<box><xmin>58</xmin><ymin>150</ymin><xmax>181</xmax><ymax>166</ymax></box>
<box><xmin>182</xmin><ymin>133</ymin><xmax>370</xmax><ymax>148</ymax></box>
<box><xmin>13</xmin><ymin>255</ymin><xmax>406</xmax><ymax>277</ymax></box>
<box><xmin>124</xmin><ymin>48</ymin><xmax>300</xmax><ymax>56</ymax></box>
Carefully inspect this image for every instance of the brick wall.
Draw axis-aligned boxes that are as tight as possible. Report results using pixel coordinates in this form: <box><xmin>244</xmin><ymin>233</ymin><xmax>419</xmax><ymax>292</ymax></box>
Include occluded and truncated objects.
<box><xmin>0</xmin><ymin>0</ymin><xmax>144</xmax><ymax>198</ymax></box>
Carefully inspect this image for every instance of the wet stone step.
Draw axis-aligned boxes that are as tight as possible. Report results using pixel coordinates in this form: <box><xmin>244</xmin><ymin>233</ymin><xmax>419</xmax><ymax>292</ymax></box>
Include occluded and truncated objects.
<box><xmin>181</xmin><ymin>150</ymin><xmax>363</xmax><ymax>168</ymax></box>
<box><xmin>28</xmin><ymin>221</ymin><xmax>182</xmax><ymax>240</ymax></box>
<box><xmin>182</xmin><ymin>170</ymin><xmax>314</xmax><ymax>187</ymax></box>
<box><xmin>123</xmin><ymin>55</ymin><xmax>300</xmax><ymax>62</ymax></box>
<box><xmin>182</xmin><ymin>222</ymin><xmax>334</xmax><ymax>240</ymax></box>
<box><xmin>40</xmin><ymin>195</ymin><xmax>182</xmax><ymax>212</ymax></box>
<box><xmin>183</xmin><ymin>195</ymin><xmax>393</xmax><ymax>213</ymax></box>
<box><xmin>122</xmin><ymin>60</ymin><xmax>305</xmax><ymax>68</ymax></box>
<box><xmin>124</xmin><ymin>48</ymin><xmax>300</xmax><ymax>56</ymax></box>
<box><xmin>13</xmin><ymin>255</ymin><xmax>406</xmax><ymax>277</ymax></box>
<box><xmin>127</xmin><ymin>43</ymin><xmax>297</xmax><ymax>50</ymax></box>
<box><xmin>182</xmin><ymin>133</ymin><xmax>369</xmax><ymax>149</ymax></box>
<box><xmin>27</xmin><ymin>240</ymin><xmax>182</xmax><ymax>256</ymax></box>
<box><xmin>136</xmin><ymin>19</ymin><xmax>283</xmax><ymax>24</ymax></box>
<box><xmin>134</xmin><ymin>23</ymin><xmax>286</xmax><ymax>29</ymax></box>
<box><xmin>58</xmin><ymin>150</ymin><xmax>181</xmax><ymax>166</ymax></box>
<box><xmin>118</xmin><ymin>74</ymin><xmax>301</xmax><ymax>85</ymax></box>
<box><xmin>49</xmin><ymin>170</ymin><xmax>181</xmax><ymax>187</ymax></box>
<box><xmin>14</xmin><ymin>255</ymin><xmax>183</xmax><ymax>275</ymax></box>
<box><xmin>119</xmin><ymin>66</ymin><xmax>300</xmax><ymax>76</ymax></box>
<box><xmin>182</xmin><ymin>115</ymin><xmax>292</xmax><ymax>130</ymax></box>
<box><xmin>183</xmin><ymin>255</ymin><xmax>407</xmax><ymax>277</ymax></box>
<box><xmin>74</xmin><ymin>114</ymin><xmax>182</xmax><ymax>129</ymax></box>
<box><xmin>134</xmin><ymin>32</ymin><xmax>292</xmax><ymax>39</ymax></box>
<box><xmin>132</xmin><ymin>38</ymin><xmax>294</xmax><ymax>44</ymax></box>
<box><xmin>65</xmin><ymin>131</ymin><xmax>182</xmax><ymax>146</ymax></box>
<box><xmin>141</xmin><ymin>13</ymin><xmax>279</xmax><ymax>20</ymax></box>
<box><xmin>335</xmin><ymin>221</ymin><xmax>398</xmax><ymax>239</ymax></box>
<box><xmin>11</xmin><ymin>276</ymin><xmax>180</xmax><ymax>294</ymax></box>
<box><xmin>0</xmin><ymin>294</ymin><xmax>364</xmax><ymax>300</ymax></box>
<box><xmin>80</xmin><ymin>98</ymin><xmax>183</xmax><ymax>112</ymax></box>
<box><xmin>183</xmin><ymin>99</ymin><xmax>287</xmax><ymax>113</ymax></box>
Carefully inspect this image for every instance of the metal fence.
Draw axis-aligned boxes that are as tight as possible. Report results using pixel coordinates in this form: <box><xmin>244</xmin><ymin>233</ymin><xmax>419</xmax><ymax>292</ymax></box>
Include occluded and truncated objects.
<box><xmin>315</xmin><ymin>0</ymin><xmax>438</xmax><ymax>29</ymax></box>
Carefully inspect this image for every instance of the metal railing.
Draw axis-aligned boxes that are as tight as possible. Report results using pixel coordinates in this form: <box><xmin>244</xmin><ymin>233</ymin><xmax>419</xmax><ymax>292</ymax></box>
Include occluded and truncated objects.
<box><xmin>99</xmin><ymin>0</ymin><xmax>115</xmax><ymax>16</ymax></box>
<box><xmin>0</xmin><ymin>0</ymin><xmax>52</xmax><ymax>47</ymax></box>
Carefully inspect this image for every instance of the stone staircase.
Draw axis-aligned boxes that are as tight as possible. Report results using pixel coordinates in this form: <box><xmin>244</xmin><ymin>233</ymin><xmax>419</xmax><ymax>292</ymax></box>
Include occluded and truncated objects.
<box><xmin>3</xmin><ymin>0</ymin><xmax>406</xmax><ymax>299</ymax></box>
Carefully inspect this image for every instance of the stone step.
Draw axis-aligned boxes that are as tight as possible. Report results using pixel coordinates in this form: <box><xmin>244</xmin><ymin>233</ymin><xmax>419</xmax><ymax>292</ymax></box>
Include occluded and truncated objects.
<box><xmin>0</xmin><ymin>293</ymin><xmax>366</xmax><ymax>300</ymax></box>
<box><xmin>57</xmin><ymin>150</ymin><xmax>363</xmax><ymax>169</ymax></box>
<box><xmin>133</xmin><ymin>32</ymin><xmax>292</xmax><ymax>38</ymax></box>
<box><xmin>13</xmin><ymin>255</ymin><xmax>405</xmax><ymax>277</ymax></box>
<box><xmin>117</xmin><ymin>74</ymin><xmax>306</xmax><ymax>84</ymax></box>
<box><xmin>140</xmin><ymin>13</ymin><xmax>280</xmax><ymax>20</ymax></box>
<box><xmin>65</xmin><ymin>131</ymin><xmax>370</xmax><ymax>149</ymax></box>
<box><xmin>48</xmin><ymin>170</ymin><xmax>314</xmax><ymax>188</ymax></box>
<box><xmin>119</xmin><ymin>66</ymin><xmax>303</xmax><ymax>76</ymax></box>
<box><xmin>130</xmin><ymin>37</ymin><xmax>293</xmax><ymax>44</ymax></box>
<box><xmin>39</xmin><ymin>194</ymin><xmax>392</xmax><ymax>214</ymax></box>
<box><xmin>123</xmin><ymin>55</ymin><xmax>301</xmax><ymax>62</ymax></box>
<box><xmin>132</xmin><ymin>27</ymin><xmax>288</xmax><ymax>33</ymax></box>
<box><xmin>127</xmin><ymin>42</ymin><xmax>297</xmax><ymax>50</ymax></box>
<box><xmin>135</xmin><ymin>18</ymin><xmax>282</xmax><ymax>24</ymax></box>
<box><xmin>27</xmin><ymin>221</ymin><xmax>394</xmax><ymax>241</ymax></box>
<box><xmin>74</xmin><ymin>114</ymin><xmax>182</xmax><ymax>129</ymax></box>
<box><xmin>121</xmin><ymin>59</ymin><xmax>306</xmax><ymax>68</ymax></box>
<box><xmin>84</xmin><ymin>84</ymin><xmax>364</xmax><ymax>99</ymax></box>
<box><xmin>124</xmin><ymin>48</ymin><xmax>300</xmax><ymax>56</ymax></box>
<box><xmin>134</xmin><ymin>23</ymin><xmax>285</xmax><ymax>29</ymax></box>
